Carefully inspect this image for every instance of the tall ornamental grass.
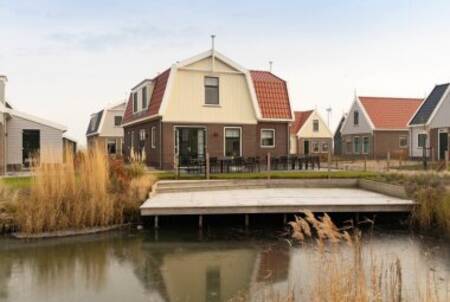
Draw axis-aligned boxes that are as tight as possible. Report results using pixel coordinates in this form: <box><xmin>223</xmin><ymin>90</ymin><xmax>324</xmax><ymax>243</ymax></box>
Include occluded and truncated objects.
<box><xmin>14</xmin><ymin>146</ymin><xmax>154</xmax><ymax>234</ymax></box>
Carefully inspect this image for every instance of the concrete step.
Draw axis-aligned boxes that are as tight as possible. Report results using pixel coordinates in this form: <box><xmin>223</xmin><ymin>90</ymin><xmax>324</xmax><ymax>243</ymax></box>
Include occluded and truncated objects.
<box><xmin>154</xmin><ymin>179</ymin><xmax>358</xmax><ymax>193</ymax></box>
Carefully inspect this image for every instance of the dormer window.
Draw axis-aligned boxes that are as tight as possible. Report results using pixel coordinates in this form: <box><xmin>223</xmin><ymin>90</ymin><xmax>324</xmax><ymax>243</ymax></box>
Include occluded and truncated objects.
<box><xmin>142</xmin><ymin>86</ymin><xmax>148</xmax><ymax>109</ymax></box>
<box><xmin>313</xmin><ymin>119</ymin><xmax>319</xmax><ymax>132</ymax></box>
<box><xmin>114</xmin><ymin>116</ymin><xmax>122</xmax><ymax>127</ymax></box>
<box><xmin>133</xmin><ymin>92</ymin><xmax>138</xmax><ymax>113</ymax></box>
<box><xmin>205</xmin><ymin>77</ymin><xmax>219</xmax><ymax>105</ymax></box>
<box><xmin>353</xmin><ymin>111</ymin><xmax>359</xmax><ymax>126</ymax></box>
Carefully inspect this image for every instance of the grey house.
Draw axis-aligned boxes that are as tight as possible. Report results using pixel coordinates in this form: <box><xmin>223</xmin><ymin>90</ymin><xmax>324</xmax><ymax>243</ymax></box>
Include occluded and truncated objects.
<box><xmin>408</xmin><ymin>83</ymin><xmax>450</xmax><ymax>160</ymax></box>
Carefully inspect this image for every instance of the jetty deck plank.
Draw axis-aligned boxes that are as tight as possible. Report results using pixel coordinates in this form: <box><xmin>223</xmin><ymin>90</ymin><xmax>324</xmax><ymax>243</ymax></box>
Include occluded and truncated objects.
<box><xmin>140</xmin><ymin>188</ymin><xmax>415</xmax><ymax>216</ymax></box>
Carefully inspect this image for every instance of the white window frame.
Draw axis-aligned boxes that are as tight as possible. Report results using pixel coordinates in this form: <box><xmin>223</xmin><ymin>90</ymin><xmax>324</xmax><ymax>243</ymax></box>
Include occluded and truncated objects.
<box><xmin>151</xmin><ymin>127</ymin><xmax>156</xmax><ymax>149</ymax></box>
<box><xmin>321</xmin><ymin>142</ymin><xmax>329</xmax><ymax>153</ymax></box>
<box><xmin>141</xmin><ymin>86</ymin><xmax>148</xmax><ymax>110</ymax></box>
<box><xmin>114</xmin><ymin>115</ymin><xmax>122</xmax><ymax>127</ymax></box>
<box><xmin>312</xmin><ymin>119</ymin><xmax>319</xmax><ymax>132</ymax></box>
<box><xmin>399</xmin><ymin>135</ymin><xmax>408</xmax><ymax>149</ymax></box>
<box><xmin>260</xmin><ymin>128</ymin><xmax>275</xmax><ymax>148</ymax></box>
<box><xmin>223</xmin><ymin>127</ymin><xmax>242</xmax><ymax>157</ymax></box>
<box><xmin>362</xmin><ymin>136</ymin><xmax>369</xmax><ymax>154</ymax></box>
<box><xmin>312</xmin><ymin>141</ymin><xmax>320</xmax><ymax>153</ymax></box>
<box><xmin>132</xmin><ymin>92</ymin><xmax>138</xmax><ymax>113</ymax></box>
<box><xmin>353</xmin><ymin>136</ymin><xmax>360</xmax><ymax>154</ymax></box>
<box><xmin>353</xmin><ymin>110</ymin><xmax>359</xmax><ymax>126</ymax></box>
<box><xmin>107</xmin><ymin>138</ymin><xmax>117</xmax><ymax>155</ymax></box>
<box><xmin>204</xmin><ymin>76</ymin><xmax>220</xmax><ymax>106</ymax></box>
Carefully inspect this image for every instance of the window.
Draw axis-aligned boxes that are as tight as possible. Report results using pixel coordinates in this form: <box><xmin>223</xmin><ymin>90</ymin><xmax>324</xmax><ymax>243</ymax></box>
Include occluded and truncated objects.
<box><xmin>321</xmin><ymin>142</ymin><xmax>329</xmax><ymax>153</ymax></box>
<box><xmin>260</xmin><ymin>129</ymin><xmax>275</xmax><ymax>148</ymax></box>
<box><xmin>313</xmin><ymin>119</ymin><xmax>319</xmax><ymax>132</ymax></box>
<box><xmin>353</xmin><ymin>136</ymin><xmax>360</xmax><ymax>154</ymax></box>
<box><xmin>312</xmin><ymin>142</ymin><xmax>320</xmax><ymax>153</ymax></box>
<box><xmin>133</xmin><ymin>92</ymin><xmax>138</xmax><ymax>113</ymax></box>
<box><xmin>139</xmin><ymin>129</ymin><xmax>146</xmax><ymax>153</ymax></box>
<box><xmin>362</xmin><ymin>136</ymin><xmax>369</xmax><ymax>154</ymax></box>
<box><xmin>151</xmin><ymin>127</ymin><xmax>156</xmax><ymax>149</ymax></box>
<box><xmin>353</xmin><ymin>111</ymin><xmax>359</xmax><ymax>126</ymax></box>
<box><xmin>224</xmin><ymin>128</ymin><xmax>241</xmax><ymax>157</ymax></box>
<box><xmin>142</xmin><ymin>86</ymin><xmax>148</xmax><ymax>109</ymax></box>
<box><xmin>107</xmin><ymin>139</ymin><xmax>117</xmax><ymax>155</ymax></box>
<box><xmin>205</xmin><ymin>77</ymin><xmax>219</xmax><ymax>105</ymax></box>
<box><xmin>418</xmin><ymin>134</ymin><xmax>427</xmax><ymax>148</ymax></box>
<box><xmin>346</xmin><ymin>138</ymin><xmax>352</xmax><ymax>154</ymax></box>
<box><xmin>114</xmin><ymin>116</ymin><xmax>122</xmax><ymax>126</ymax></box>
<box><xmin>399</xmin><ymin>136</ymin><xmax>408</xmax><ymax>148</ymax></box>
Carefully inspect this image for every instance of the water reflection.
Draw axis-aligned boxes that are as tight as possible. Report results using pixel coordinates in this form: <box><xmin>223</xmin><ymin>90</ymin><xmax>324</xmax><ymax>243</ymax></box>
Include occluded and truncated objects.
<box><xmin>0</xmin><ymin>230</ymin><xmax>448</xmax><ymax>302</ymax></box>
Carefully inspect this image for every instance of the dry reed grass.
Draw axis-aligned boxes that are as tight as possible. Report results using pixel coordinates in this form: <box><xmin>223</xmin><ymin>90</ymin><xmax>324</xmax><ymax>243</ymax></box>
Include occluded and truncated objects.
<box><xmin>12</xmin><ymin>146</ymin><xmax>155</xmax><ymax>234</ymax></box>
<box><xmin>284</xmin><ymin>211</ymin><xmax>444</xmax><ymax>302</ymax></box>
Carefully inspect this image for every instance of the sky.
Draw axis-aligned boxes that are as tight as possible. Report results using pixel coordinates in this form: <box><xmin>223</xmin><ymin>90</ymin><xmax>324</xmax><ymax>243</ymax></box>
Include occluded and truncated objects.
<box><xmin>1</xmin><ymin>0</ymin><xmax>450</xmax><ymax>146</ymax></box>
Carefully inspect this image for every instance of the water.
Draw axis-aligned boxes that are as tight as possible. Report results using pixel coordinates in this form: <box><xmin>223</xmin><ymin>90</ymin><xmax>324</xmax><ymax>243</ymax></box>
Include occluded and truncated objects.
<box><xmin>0</xmin><ymin>228</ymin><xmax>449</xmax><ymax>302</ymax></box>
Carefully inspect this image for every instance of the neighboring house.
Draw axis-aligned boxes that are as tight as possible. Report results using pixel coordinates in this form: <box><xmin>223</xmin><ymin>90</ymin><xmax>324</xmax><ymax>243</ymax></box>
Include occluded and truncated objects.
<box><xmin>408</xmin><ymin>83</ymin><xmax>450</xmax><ymax>160</ymax></box>
<box><xmin>340</xmin><ymin>96</ymin><xmax>423</xmax><ymax>159</ymax></box>
<box><xmin>63</xmin><ymin>135</ymin><xmax>77</xmax><ymax>160</ymax></box>
<box><xmin>333</xmin><ymin>114</ymin><xmax>347</xmax><ymax>156</ymax></box>
<box><xmin>0</xmin><ymin>75</ymin><xmax>67</xmax><ymax>173</ymax></box>
<box><xmin>121</xmin><ymin>48</ymin><xmax>293</xmax><ymax>169</ymax></box>
<box><xmin>86</xmin><ymin>102</ymin><xmax>126</xmax><ymax>156</ymax></box>
<box><xmin>290</xmin><ymin>110</ymin><xmax>333</xmax><ymax>156</ymax></box>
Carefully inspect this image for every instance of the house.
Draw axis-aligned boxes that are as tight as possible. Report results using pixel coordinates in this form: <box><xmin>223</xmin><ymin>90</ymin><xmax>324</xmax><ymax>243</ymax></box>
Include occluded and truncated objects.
<box><xmin>290</xmin><ymin>110</ymin><xmax>333</xmax><ymax>156</ymax></box>
<box><xmin>340</xmin><ymin>96</ymin><xmax>423</xmax><ymax>159</ymax></box>
<box><xmin>62</xmin><ymin>135</ymin><xmax>77</xmax><ymax>161</ymax></box>
<box><xmin>333</xmin><ymin>114</ymin><xmax>347</xmax><ymax>156</ymax></box>
<box><xmin>121</xmin><ymin>48</ymin><xmax>293</xmax><ymax>169</ymax></box>
<box><xmin>408</xmin><ymin>83</ymin><xmax>450</xmax><ymax>160</ymax></box>
<box><xmin>0</xmin><ymin>75</ymin><xmax>67</xmax><ymax>173</ymax></box>
<box><xmin>86</xmin><ymin>102</ymin><xmax>126</xmax><ymax>156</ymax></box>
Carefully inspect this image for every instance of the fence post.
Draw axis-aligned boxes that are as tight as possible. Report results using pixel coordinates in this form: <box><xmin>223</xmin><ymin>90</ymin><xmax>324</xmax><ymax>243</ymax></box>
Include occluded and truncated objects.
<box><xmin>267</xmin><ymin>152</ymin><xmax>271</xmax><ymax>180</ymax></box>
<box><xmin>205</xmin><ymin>152</ymin><xmax>210</xmax><ymax>180</ymax></box>
<box><xmin>364</xmin><ymin>156</ymin><xmax>367</xmax><ymax>172</ymax></box>
<box><xmin>445</xmin><ymin>152</ymin><xmax>449</xmax><ymax>171</ymax></box>
<box><xmin>386</xmin><ymin>152</ymin><xmax>390</xmax><ymax>172</ymax></box>
<box><xmin>327</xmin><ymin>149</ymin><xmax>331</xmax><ymax>176</ymax></box>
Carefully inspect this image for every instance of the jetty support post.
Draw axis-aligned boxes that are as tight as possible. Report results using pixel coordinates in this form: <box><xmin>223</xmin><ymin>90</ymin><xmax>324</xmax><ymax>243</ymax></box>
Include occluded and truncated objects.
<box><xmin>245</xmin><ymin>214</ymin><xmax>250</xmax><ymax>229</ymax></box>
<box><xmin>198</xmin><ymin>215</ymin><xmax>203</xmax><ymax>229</ymax></box>
<box><xmin>154</xmin><ymin>216</ymin><xmax>159</xmax><ymax>229</ymax></box>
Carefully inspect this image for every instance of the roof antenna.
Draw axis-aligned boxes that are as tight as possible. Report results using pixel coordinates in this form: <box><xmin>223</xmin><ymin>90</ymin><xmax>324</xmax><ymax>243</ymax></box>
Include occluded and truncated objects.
<box><xmin>211</xmin><ymin>34</ymin><xmax>216</xmax><ymax>51</ymax></box>
<box><xmin>269</xmin><ymin>61</ymin><xmax>273</xmax><ymax>72</ymax></box>
<box><xmin>211</xmin><ymin>34</ymin><xmax>216</xmax><ymax>72</ymax></box>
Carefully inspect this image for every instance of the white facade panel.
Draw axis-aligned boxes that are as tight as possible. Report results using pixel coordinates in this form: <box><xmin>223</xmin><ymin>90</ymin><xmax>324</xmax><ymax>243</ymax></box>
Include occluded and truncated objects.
<box><xmin>341</xmin><ymin>101</ymin><xmax>373</xmax><ymax>135</ymax></box>
<box><xmin>6</xmin><ymin>115</ymin><xmax>64</xmax><ymax>165</ymax></box>
<box><xmin>429</xmin><ymin>92</ymin><xmax>450</xmax><ymax>128</ymax></box>
<box><xmin>409</xmin><ymin>126</ymin><xmax>430</xmax><ymax>158</ymax></box>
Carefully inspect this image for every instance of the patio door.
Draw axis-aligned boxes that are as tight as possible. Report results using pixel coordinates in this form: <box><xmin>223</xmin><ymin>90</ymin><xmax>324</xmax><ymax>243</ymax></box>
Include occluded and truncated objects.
<box><xmin>304</xmin><ymin>140</ymin><xmax>310</xmax><ymax>155</ymax></box>
<box><xmin>23</xmin><ymin>129</ymin><xmax>40</xmax><ymax>168</ymax></box>
<box><xmin>439</xmin><ymin>132</ymin><xmax>448</xmax><ymax>160</ymax></box>
<box><xmin>175</xmin><ymin>127</ymin><xmax>206</xmax><ymax>166</ymax></box>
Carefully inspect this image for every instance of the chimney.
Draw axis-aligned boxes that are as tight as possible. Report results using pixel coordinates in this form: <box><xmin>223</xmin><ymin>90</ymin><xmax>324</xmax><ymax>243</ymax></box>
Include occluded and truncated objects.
<box><xmin>0</xmin><ymin>75</ymin><xmax>7</xmax><ymax>104</ymax></box>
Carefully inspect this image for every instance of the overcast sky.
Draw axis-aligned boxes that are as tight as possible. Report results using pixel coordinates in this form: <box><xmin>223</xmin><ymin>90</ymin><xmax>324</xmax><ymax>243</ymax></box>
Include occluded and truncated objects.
<box><xmin>1</xmin><ymin>0</ymin><xmax>450</xmax><ymax>145</ymax></box>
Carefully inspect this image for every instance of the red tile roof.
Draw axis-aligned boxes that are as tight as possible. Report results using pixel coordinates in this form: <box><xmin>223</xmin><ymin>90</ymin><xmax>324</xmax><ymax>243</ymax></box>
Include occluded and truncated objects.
<box><xmin>123</xmin><ymin>69</ymin><xmax>171</xmax><ymax>124</ymax></box>
<box><xmin>359</xmin><ymin>97</ymin><xmax>423</xmax><ymax>129</ymax></box>
<box><xmin>291</xmin><ymin>110</ymin><xmax>313</xmax><ymax>134</ymax></box>
<box><xmin>250</xmin><ymin>71</ymin><xmax>292</xmax><ymax>120</ymax></box>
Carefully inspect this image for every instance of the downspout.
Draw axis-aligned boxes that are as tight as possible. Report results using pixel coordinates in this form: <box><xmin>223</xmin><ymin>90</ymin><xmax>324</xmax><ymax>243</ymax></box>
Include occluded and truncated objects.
<box><xmin>159</xmin><ymin>119</ymin><xmax>162</xmax><ymax>169</ymax></box>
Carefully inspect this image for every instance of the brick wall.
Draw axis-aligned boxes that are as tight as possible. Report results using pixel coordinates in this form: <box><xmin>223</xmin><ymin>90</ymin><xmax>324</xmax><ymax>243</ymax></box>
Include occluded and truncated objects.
<box><xmin>373</xmin><ymin>130</ymin><xmax>409</xmax><ymax>159</ymax></box>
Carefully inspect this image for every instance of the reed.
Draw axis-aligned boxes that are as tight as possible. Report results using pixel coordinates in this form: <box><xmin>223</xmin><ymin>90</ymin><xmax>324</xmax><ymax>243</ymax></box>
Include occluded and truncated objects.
<box><xmin>12</xmin><ymin>146</ymin><xmax>154</xmax><ymax>234</ymax></box>
<box><xmin>284</xmin><ymin>211</ymin><xmax>444</xmax><ymax>302</ymax></box>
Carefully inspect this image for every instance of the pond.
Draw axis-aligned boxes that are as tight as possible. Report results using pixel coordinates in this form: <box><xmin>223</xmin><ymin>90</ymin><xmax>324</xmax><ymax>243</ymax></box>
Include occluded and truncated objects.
<box><xmin>0</xmin><ymin>227</ymin><xmax>449</xmax><ymax>302</ymax></box>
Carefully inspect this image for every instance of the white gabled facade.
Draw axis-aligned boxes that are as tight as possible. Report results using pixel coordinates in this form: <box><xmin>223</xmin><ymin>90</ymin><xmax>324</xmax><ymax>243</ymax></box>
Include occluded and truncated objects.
<box><xmin>340</xmin><ymin>97</ymin><xmax>374</xmax><ymax>135</ymax></box>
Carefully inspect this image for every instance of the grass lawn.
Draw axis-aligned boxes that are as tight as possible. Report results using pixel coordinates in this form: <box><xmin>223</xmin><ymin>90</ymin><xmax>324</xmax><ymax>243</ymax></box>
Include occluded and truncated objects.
<box><xmin>1</xmin><ymin>177</ymin><xmax>32</xmax><ymax>190</ymax></box>
<box><xmin>155</xmin><ymin>170</ymin><xmax>380</xmax><ymax>180</ymax></box>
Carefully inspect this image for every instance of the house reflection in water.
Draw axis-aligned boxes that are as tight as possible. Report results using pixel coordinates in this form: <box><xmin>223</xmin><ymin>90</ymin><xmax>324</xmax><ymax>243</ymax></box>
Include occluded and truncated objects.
<box><xmin>140</xmin><ymin>243</ymin><xmax>292</xmax><ymax>302</ymax></box>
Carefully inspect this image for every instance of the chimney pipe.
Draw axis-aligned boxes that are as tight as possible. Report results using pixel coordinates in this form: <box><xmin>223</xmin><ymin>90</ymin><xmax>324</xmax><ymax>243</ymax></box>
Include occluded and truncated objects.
<box><xmin>269</xmin><ymin>61</ymin><xmax>273</xmax><ymax>72</ymax></box>
<box><xmin>0</xmin><ymin>75</ymin><xmax>7</xmax><ymax>104</ymax></box>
